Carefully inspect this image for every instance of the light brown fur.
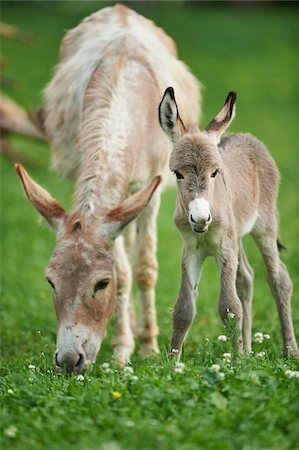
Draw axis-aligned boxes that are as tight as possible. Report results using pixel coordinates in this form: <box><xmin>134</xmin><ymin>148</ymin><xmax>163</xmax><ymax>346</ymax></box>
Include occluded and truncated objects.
<box><xmin>16</xmin><ymin>6</ymin><xmax>200</xmax><ymax>372</ymax></box>
<box><xmin>159</xmin><ymin>88</ymin><xmax>298</xmax><ymax>359</ymax></box>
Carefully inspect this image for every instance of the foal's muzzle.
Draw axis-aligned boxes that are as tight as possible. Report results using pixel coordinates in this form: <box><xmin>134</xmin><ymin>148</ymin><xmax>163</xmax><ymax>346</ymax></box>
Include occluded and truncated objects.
<box><xmin>188</xmin><ymin>198</ymin><xmax>212</xmax><ymax>234</ymax></box>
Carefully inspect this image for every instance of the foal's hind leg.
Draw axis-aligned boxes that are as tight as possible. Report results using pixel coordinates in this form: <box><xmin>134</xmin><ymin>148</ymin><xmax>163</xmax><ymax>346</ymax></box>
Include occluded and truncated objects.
<box><xmin>236</xmin><ymin>240</ymin><xmax>254</xmax><ymax>353</ymax></box>
<box><xmin>253</xmin><ymin>225</ymin><xmax>299</xmax><ymax>357</ymax></box>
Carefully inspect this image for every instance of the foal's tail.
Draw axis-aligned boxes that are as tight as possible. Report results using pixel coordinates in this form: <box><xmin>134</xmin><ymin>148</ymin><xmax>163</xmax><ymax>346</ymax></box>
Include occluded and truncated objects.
<box><xmin>277</xmin><ymin>239</ymin><xmax>286</xmax><ymax>252</ymax></box>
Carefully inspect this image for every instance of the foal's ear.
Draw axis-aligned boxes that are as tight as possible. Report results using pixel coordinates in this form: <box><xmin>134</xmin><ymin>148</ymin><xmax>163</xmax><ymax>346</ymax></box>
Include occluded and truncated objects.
<box><xmin>15</xmin><ymin>164</ymin><xmax>66</xmax><ymax>234</ymax></box>
<box><xmin>158</xmin><ymin>87</ymin><xmax>186</xmax><ymax>143</ymax></box>
<box><xmin>204</xmin><ymin>91</ymin><xmax>237</xmax><ymax>145</ymax></box>
<box><xmin>103</xmin><ymin>176</ymin><xmax>162</xmax><ymax>240</ymax></box>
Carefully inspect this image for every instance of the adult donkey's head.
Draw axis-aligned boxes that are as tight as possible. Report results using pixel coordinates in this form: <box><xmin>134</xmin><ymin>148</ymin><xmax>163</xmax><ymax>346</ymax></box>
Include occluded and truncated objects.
<box><xmin>159</xmin><ymin>87</ymin><xmax>236</xmax><ymax>234</ymax></box>
<box><xmin>16</xmin><ymin>164</ymin><xmax>160</xmax><ymax>373</ymax></box>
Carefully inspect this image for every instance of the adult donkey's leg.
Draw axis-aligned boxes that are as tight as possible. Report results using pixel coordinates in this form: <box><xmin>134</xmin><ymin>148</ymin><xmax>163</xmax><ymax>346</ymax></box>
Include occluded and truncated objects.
<box><xmin>253</xmin><ymin>221</ymin><xmax>299</xmax><ymax>357</ymax></box>
<box><xmin>236</xmin><ymin>240</ymin><xmax>254</xmax><ymax>353</ymax></box>
<box><xmin>135</xmin><ymin>192</ymin><xmax>160</xmax><ymax>356</ymax></box>
<box><xmin>113</xmin><ymin>235</ymin><xmax>135</xmax><ymax>366</ymax></box>
<box><xmin>169</xmin><ymin>242</ymin><xmax>205</xmax><ymax>360</ymax></box>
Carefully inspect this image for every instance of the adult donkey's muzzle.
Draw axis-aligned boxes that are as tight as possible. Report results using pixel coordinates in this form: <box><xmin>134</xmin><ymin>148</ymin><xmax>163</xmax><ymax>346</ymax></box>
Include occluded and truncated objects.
<box><xmin>54</xmin><ymin>350</ymin><xmax>85</xmax><ymax>374</ymax></box>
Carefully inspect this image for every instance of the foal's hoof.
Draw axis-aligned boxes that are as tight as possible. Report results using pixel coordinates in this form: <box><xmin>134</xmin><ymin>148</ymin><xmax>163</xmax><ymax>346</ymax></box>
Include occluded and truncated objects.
<box><xmin>167</xmin><ymin>348</ymin><xmax>180</xmax><ymax>361</ymax></box>
<box><xmin>284</xmin><ymin>345</ymin><xmax>299</xmax><ymax>358</ymax></box>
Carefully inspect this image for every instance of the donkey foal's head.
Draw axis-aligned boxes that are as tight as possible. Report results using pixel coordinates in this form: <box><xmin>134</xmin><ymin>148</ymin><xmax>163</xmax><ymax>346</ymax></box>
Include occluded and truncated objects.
<box><xmin>16</xmin><ymin>164</ymin><xmax>160</xmax><ymax>373</ymax></box>
<box><xmin>159</xmin><ymin>87</ymin><xmax>236</xmax><ymax>234</ymax></box>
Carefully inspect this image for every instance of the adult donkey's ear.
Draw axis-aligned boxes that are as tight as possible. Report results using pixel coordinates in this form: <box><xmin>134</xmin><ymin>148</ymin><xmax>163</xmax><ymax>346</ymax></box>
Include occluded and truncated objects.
<box><xmin>158</xmin><ymin>87</ymin><xmax>186</xmax><ymax>143</ymax></box>
<box><xmin>102</xmin><ymin>176</ymin><xmax>162</xmax><ymax>240</ymax></box>
<box><xmin>204</xmin><ymin>91</ymin><xmax>237</xmax><ymax>145</ymax></box>
<box><xmin>15</xmin><ymin>164</ymin><xmax>66</xmax><ymax>234</ymax></box>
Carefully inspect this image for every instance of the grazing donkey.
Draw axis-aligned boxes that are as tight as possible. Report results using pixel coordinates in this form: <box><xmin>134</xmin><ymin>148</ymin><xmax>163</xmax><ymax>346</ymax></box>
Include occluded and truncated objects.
<box><xmin>16</xmin><ymin>5</ymin><xmax>200</xmax><ymax>372</ymax></box>
<box><xmin>159</xmin><ymin>87</ymin><xmax>299</xmax><ymax>358</ymax></box>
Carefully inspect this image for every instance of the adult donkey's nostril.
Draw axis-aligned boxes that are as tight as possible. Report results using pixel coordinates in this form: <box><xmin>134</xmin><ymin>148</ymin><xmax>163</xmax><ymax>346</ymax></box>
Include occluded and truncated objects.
<box><xmin>190</xmin><ymin>214</ymin><xmax>196</xmax><ymax>223</ymax></box>
<box><xmin>207</xmin><ymin>214</ymin><xmax>211</xmax><ymax>222</ymax></box>
<box><xmin>54</xmin><ymin>352</ymin><xmax>59</xmax><ymax>368</ymax></box>
<box><xmin>75</xmin><ymin>353</ymin><xmax>85</xmax><ymax>371</ymax></box>
<box><xmin>54</xmin><ymin>351</ymin><xmax>85</xmax><ymax>374</ymax></box>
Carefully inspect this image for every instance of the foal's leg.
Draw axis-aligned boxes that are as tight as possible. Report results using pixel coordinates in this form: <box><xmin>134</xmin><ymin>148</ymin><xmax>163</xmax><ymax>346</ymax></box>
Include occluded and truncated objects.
<box><xmin>253</xmin><ymin>225</ymin><xmax>299</xmax><ymax>357</ymax></box>
<box><xmin>134</xmin><ymin>192</ymin><xmax>160</xmax><ymax>356</ymax></box>
<box><xmin>217</xmin><ymin>236</ymin><xmax>243</xmax><ymax>352</ymax></box>
<box><xmin>113</xmin><ymin>235</ymin><xmax>135</xmax><ymax>366</ymax></box>
<box><xmin>169</xmin><ymin>243</ymin><xmax>205</xmax><ymax>360</ymax></box>
<box><xmin>236</xmin><ymin>240</ymin><xmax>254</xmax><ymax>353</ymax></box>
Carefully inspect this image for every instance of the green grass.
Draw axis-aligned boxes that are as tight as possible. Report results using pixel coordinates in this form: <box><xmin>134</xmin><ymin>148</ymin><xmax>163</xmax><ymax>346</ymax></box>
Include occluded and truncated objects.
<box><xmin>1</xmin><ymin>2</ymin><xmax>299</xmax><ymax>449</ymax></box>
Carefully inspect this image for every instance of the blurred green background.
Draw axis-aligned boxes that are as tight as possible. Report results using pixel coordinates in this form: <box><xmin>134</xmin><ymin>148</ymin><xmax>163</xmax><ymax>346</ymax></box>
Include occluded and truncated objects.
<box><xmin>1</xmin><ymin>2</ymin><xmax>299</xmax><ymax>449</ymax></box>
<box><xmin>1</xmin><ymin>0</ymin><xmax>298</xmax><ymax>355</ymax></box>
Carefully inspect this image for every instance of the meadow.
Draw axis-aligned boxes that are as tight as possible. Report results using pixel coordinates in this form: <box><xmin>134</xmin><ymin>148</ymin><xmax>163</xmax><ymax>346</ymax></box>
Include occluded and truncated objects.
<box><xmin>1</xmin><ymin>2</ymin><xmax>299</xmax><ymax>449</ymax></box>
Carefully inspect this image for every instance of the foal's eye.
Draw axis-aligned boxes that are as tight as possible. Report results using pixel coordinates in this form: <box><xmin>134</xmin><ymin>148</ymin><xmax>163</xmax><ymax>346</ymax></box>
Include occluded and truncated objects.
<box><xmin>211</xmin><ymin>169</ymin><xmax>219</xmax><ymax>178</ymax></box>
<box><xmin>94</xmin><ymin>279</ymin><xmax>109</xmax><ymax>293</ymax></box>
<box><xmin>47</xmin><ymin>278</ymin><xmax>55</xmax><ymax>290</ymax></box>
<box><xmin>174</xmin><ymin>171</ymin><xmax>184</xmax><ymax>180</ymax></box>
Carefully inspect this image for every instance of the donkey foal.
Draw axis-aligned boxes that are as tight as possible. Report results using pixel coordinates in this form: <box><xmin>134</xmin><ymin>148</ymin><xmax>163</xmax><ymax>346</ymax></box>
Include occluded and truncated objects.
<box><xmin>159</xmin><ymin>88</ymin><xmax>299</xmax><ymax>359</ymax></box>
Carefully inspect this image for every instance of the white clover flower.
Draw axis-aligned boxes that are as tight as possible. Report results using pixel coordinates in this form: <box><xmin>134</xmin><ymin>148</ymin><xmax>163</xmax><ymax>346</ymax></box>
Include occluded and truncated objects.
<box><xmin>28</xmin><ymin>364</ymin><xmax>36</xmax><ymax>370</ymax></box>
<box><xmin>204</xmin><ymin>337</ymin><xmax>210</xmax><ymax>343</ymax></box>
<box><xmin>226</xmin><ymin>308</ymin><xmax>235</xmax><ymax>319</ymax></box>
<box><xmin>218</xmin><ymin>372</ymin><xmax>225</xmax><ymax>380</ymax></box>
<box><xmin>76</xmin><ymin>374</ymin><xmax>84</xmax><ymax>382</ymax></box>
<box><xmin>130</xmin><ymin>375</ymin><xmax>138</xmax><ymax>382</ymax></box>
<box><xmin>171</xmin><ymin>348</ymin><xmax>179</xmax><ymax>354</ymax></box>
<box><xmin>7</xmin><ymin>389</ymin><xmax>14</xmax><ymax>395</ymax></box>
<box><xmin>223</xmin><ymin>353</ymin><xmax>231</xmax><ymax>363</ymax></box>
<box><xmin>285</xmin><ymin>370</ymin><xmax>299</xmax><ymax>379</ymax></box>
<box><xmin>124</xmin><ymin>366</ymin><xmax>134</xmax><ymax>375</ymax></box>
<box><xmin>256</xmin><ymin>351</ymin><xmax>266</xmax><ymax>358</ymax></box>
<box><xmin>173</xmin><ymin>362</ymin><xmax>185</xmax><ymax>373</ymax></box>
<box><xmin>263</xmin><ymin>334</ymin><xmax>271</xmax><ymax>340</ymax></box>
<box><xmin>218</xmin><ymin>335</ymin><xmax>228</xmax><ymax>342</ymax></box>
<box><xmin>125</xmin><ymin>420</ymin><xmax>136</xmax><ymax>427</ymax></box>
<box><xmin>4</xmin><ymin>425</ymin><xmax>18</xmax><ymax>438</ymax></box>
<box><xmin>254</xmin><ymin>332</ymin><xmax>264</xmax><ymax>344</ymax></box>
<box><xmin>210</xmin><ymin>364</ymin><xmax>221</xmax><ymax>373</ymax></box>
<box><xmin>101</xmin><ymin>362</ymin><xmax>110</xmax><ymax>369</ymax></box>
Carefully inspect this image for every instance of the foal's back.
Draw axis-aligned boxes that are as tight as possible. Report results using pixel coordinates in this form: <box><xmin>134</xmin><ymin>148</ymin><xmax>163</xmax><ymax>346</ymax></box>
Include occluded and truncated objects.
<box><xmin>219</xmin><ymin>133</ymin><xmax>280</xmax><ymax>234</ymax></box>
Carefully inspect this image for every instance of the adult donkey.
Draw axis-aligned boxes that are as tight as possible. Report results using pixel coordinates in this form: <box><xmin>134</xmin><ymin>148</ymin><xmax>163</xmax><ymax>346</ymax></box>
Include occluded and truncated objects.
<box><xmin>159</xmin><ymin>87</ymin><xmax>298</xmax><ymax>359</ymax></box>
<box><xmin>16</xmin><ymin>5</ymin><xmax>200</xmax><ymax>372</ymax></box>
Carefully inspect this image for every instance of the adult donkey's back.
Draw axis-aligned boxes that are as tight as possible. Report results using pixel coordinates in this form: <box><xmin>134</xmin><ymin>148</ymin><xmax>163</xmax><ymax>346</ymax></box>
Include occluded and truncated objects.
<box><xmin>16</xmin><ymin>5</ymin><xmax>200</xmax><ymax>372</ymax></box>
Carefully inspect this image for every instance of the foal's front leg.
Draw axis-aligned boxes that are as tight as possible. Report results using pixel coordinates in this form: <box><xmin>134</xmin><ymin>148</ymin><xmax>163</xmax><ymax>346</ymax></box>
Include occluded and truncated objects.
<box><xmin>217</xmin><ymin>237</ymin><xmax>243</xmax><ymax>352</ymax></box>
<box><xmin>169</xmin><ymin>244</ymin><xmax>205</xmax><ymax>360</ymax></box>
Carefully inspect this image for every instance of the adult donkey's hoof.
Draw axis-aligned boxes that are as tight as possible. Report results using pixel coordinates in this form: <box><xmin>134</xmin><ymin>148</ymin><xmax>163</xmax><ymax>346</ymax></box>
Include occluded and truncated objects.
<box><xmin>139</xmin><ymin>338</ymin><xmax>160</xmax><ymax>357</ymax></box>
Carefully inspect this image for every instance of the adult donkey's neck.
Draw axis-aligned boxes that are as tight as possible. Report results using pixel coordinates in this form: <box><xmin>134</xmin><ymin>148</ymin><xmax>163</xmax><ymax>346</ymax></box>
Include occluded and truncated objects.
<box><xmin>74</xmin><ymin>55</ymin><xmax>147</xmax><ymax>216</ymax></box>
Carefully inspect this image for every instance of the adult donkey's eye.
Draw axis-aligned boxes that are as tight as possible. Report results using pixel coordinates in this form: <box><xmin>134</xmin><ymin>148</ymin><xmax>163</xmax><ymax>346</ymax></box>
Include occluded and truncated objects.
<box><xmin>174</xmin><ymin>171</ymin><xmax>184</xmax><ymax>180</ymax></box>
<box><xmin>94</xmin><ymin>279</ymin><xmax>109</xmax><ymax>293</ymax></box>
<box><xmin>47</xmin><ymin>278</ymin><xmax>55</xmax><ymax>290</ymax></box>
<box><xmin>211</xmin><ymin>169</ymin><xmax>219</xmax><ymax>178</ymax></box>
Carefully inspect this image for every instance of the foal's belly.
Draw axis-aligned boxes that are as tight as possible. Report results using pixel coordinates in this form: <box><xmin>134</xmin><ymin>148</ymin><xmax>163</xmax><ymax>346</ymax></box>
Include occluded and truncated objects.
<box><xmin>238</xmin><ymin>211</ymin><xmax>259</xmax><ymax>237</ymax></box>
